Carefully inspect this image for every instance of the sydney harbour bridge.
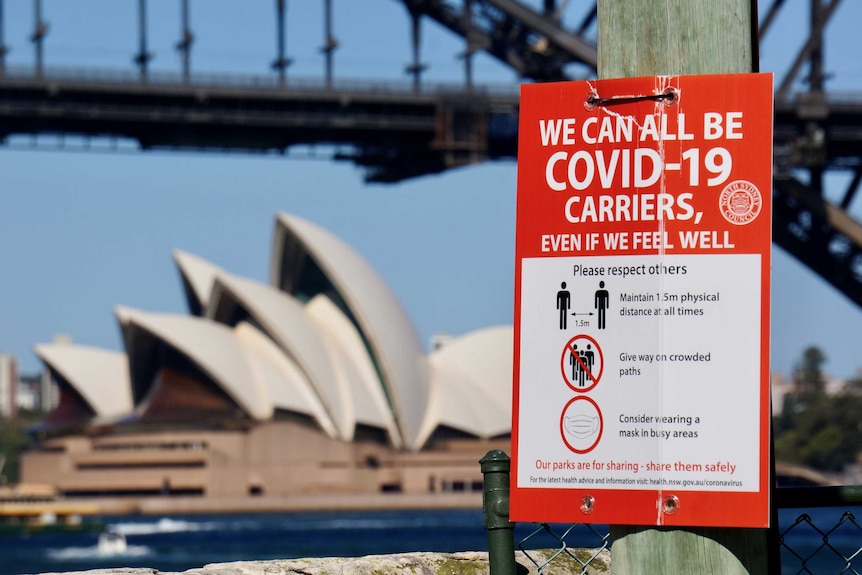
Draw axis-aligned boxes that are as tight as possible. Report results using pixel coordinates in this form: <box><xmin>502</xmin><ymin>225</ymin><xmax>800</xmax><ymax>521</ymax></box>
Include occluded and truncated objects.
<box><xmin>1</xmin><ymin>0</ymin><xmax>861</xmax><ymax>311</ymax></box>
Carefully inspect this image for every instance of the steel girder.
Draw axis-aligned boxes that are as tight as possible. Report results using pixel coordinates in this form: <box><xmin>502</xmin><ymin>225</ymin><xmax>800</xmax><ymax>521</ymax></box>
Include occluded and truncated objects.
<box><xmin>394</xmin><ymin>0</ymin><xmax>596</xmax><ymax>81</ymax></box>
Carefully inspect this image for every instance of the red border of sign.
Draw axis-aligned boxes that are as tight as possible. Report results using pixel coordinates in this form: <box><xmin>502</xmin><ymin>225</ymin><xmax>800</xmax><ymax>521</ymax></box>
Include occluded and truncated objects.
<box><xmin>510</xmin><ymin>73</ymin><xmax>773</xmax><ymax>528</ymax></box>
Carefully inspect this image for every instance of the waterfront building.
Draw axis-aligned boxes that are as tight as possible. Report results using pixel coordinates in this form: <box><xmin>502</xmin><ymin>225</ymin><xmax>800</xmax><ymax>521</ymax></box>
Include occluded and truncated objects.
<box><xmin>0</xmin><ymin>353</ymin><xmax>18</xmax><ymax>420</ymax></box>
<box><xmin>21</xmin><ymin>213</ymin><xmax>511</xmax><ymax>500</ymax></box>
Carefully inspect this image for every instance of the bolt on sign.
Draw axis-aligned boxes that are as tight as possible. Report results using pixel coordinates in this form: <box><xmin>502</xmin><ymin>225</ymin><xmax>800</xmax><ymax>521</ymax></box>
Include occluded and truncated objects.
<box><xmin>511</xmin><ymin>74</ymin><xmax>773</xmax><ymax>528</ymax></box>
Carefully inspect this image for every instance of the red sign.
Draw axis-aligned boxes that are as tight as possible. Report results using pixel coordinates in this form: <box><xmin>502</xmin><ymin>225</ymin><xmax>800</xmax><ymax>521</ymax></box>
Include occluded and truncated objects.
<box><xmin>511</xmin><ymin>74</ymin><xmax>773</xmax><ymax>528</ymax></box>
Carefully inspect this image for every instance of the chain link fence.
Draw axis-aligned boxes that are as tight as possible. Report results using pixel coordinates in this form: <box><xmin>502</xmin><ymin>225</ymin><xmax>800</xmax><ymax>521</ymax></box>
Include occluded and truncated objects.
<box><xmin>482</xmin><ymin>451</ymin><xmax>862</xmax><ymax>574</ymax></box>
<box><xmin>517</xmin><ymin>522</ymin><xmax>610</xmax><ymax>574</ymax></box>
<box><xmin>779</xmin><ymin>511</ymin><xmax>862</xmax><ymax>574</ymax></box>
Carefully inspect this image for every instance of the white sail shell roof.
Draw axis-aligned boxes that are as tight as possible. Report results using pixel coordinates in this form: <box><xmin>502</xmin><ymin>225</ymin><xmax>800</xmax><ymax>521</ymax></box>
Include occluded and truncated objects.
<box><xmin>115</xmin><ymin>306</ymin><xmax>272</xmax><ymax>421</ymax></box>
<box><xmin>270</xmin><ymin>213</ymin><xmax>429</xmax><ymax>450</ymax></box>
<box><xmin>419</xmin><ymin>326</ymin><xmax>514</xmax><ymax>445</ymax></box>
<box><xmin>428</xmin><ymin>325</ymin><xmax>513</xmax><ymax>415</ymax></box>
<box><xmin>207</xmin><ymin>272</ymin><xmax>347</xmax><ymax>438</ymax></box>
<box><xmin>33</xmin><ymin>344</ymin><xmax>132</xmax><ymax>420</ymax></box>
<box><xmin>173</xmin><ymin>249</ymin><xmax>222</xmax><ymax>315</ymax></box>
<box><xmin>38</xmin><ymin>214</ymin><xmax>517</xmax><ymax>453</ymax></box>
<box><xmin>305</xmin><ymin>294</ymin><xmax>402</xmax><ymax>447</ymax></box>
<box><xmin>232</xmin><ymin>321</ymin><xmax>338</xmax><ymax>438</ymax></box>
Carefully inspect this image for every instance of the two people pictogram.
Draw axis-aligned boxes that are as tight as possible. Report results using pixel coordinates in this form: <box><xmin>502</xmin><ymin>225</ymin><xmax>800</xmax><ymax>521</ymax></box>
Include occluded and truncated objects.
<box><xmin>556</xmin><ymin>280</ymin><xmax>609</xmax><ymax>330</ymax></box>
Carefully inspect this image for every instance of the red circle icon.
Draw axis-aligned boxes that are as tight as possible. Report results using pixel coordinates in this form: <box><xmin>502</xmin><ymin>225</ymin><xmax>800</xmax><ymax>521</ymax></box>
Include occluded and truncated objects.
<box><xmin>560</xmin><ymin>396</ymin><xmax>603</xmax><ymax>454</ymax></box>
<box><xmin>560</xmin><ymin>334</ymin><xmax>603</xmax><ymax>392</ymax></box>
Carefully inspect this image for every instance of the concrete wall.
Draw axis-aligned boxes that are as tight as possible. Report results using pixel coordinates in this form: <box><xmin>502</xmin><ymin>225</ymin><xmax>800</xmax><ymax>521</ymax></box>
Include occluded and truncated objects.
<box><xmin>29</xmin><ymin>549</ymin><xmax>611</xmax><ymax>575</ymax></box>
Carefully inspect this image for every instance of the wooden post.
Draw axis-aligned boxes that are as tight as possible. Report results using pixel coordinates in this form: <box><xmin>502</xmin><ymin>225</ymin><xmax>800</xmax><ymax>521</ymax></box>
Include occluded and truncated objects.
<box><xmin>597</xmin><ymin>1</ymin><xmax>758</xmax><ymax>77</ymax></box>
<box><xmin>597</xmin><ymin>1</ymin><xmax>771</xmax><ymax>573</ymax></box>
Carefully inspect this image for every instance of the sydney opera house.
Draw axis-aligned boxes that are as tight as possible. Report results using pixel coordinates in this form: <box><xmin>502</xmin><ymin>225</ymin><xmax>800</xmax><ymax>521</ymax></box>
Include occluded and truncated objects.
<box><xmin>21</xmin><ymin>213</ymin><xmax>512</xmax><ymax>500</ymax></box>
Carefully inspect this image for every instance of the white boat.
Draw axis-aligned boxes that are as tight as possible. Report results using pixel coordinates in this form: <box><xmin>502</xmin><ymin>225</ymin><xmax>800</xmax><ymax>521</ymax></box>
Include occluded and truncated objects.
<box><xmin>98</xmin><ymin>529</ymin><xmax>128</xmax><ymax>554</ymax></box>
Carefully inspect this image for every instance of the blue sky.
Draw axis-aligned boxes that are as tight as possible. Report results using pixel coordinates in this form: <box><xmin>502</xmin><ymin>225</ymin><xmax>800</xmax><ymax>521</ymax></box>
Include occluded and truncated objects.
<box><xmin>2</xmin><ymin>1</ymin><xmax>862</xmax><ymax>380</ymax></box>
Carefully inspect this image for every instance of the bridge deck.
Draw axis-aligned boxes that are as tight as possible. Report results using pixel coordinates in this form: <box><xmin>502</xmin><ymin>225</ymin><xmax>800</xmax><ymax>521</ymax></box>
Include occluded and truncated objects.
<box><xmin>3</xmin><ymin>65</ymin><xmax>862</xmax><ymax>308</ymax></box>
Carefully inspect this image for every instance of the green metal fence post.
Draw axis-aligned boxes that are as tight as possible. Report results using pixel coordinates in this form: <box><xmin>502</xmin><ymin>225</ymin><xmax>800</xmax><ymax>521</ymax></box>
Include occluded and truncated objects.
<box><xmin>481</xmin><ymin>450</ymin><xmax>516</xmax><ymax>575</ymax></box>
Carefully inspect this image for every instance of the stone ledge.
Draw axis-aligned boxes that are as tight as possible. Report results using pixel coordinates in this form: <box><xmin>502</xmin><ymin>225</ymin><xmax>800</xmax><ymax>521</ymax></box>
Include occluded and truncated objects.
<box><xmin>39</xmin><ymin>549</ymin><xmax>611</xmax><ymax>575</ymax></box>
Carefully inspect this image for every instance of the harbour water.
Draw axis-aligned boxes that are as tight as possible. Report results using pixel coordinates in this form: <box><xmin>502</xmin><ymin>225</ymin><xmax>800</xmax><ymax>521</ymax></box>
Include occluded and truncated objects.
<box><xmin>0</xmin><ymin>509</ymin><xmax>510</xmax><ymax>575</ymax></box>
<box><xmin>0</xmin><ymin>507</ymin><xmax>859</xmax><ymax>575</ymax></box>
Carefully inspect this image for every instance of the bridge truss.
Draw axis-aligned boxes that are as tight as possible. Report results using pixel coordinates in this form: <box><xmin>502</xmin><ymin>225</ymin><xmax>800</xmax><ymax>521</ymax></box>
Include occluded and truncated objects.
<box><xmin>1</xmin><ymin>1</ymin><xmax>862</xmax><ymax>308</ymax></box>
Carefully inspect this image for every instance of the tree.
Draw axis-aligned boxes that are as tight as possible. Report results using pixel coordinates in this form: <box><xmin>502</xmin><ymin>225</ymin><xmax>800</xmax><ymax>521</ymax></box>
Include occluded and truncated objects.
<box><xmin>774</xmin><ymin>346</ymin><xmax>862</xmax><ymax>473</ymax></box>
<box><xmin>796</xmin><ymin>345</ymin><xmax>827</xmax><ymax>395</ymax></box>
<box><xmin>0</xmin><ymin>411</ymin><xmax>41</xmax><ymax>485</ymax></box>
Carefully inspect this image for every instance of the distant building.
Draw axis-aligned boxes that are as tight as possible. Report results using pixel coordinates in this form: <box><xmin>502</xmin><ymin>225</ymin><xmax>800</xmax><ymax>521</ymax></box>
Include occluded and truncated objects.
<box><xmin>40</xmin><ymin>368</ymin><xmax>58</xmax><ymax>413</ymax></box>
<box><xmin>771</xmin><ymin>372</ymin><xmax>794</xmax><ymax>416</ymax></box>
<box><xmin>0</xmin><ymin>353</ymin><xmax>18</xmax><ymax>419</ymax></box>
<box><xmin>22</xmin><ymin>213</ymin><xmax>512</xmax><ymax>499</ymax></box>
<box><xmin>771</xmin><ymin>370</ymin><xmax>854</xmax><ymax>417</ymax></box>
<box><xmin>16</xmin><ymin>372</ymin><xmax>44</xmax><ymax>412</ymax></box>
<box><xmin>824</xmin><ymin>374</ymin><xmax>848</xmax><ymax>396</ymax></box>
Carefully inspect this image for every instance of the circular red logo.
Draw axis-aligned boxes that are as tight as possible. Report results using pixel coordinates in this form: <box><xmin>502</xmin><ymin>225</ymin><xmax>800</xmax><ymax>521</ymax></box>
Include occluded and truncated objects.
<box><xmin>719</xmin><ymin>180</ymin><xmax>762</xmax><ymax>225</ymax></box>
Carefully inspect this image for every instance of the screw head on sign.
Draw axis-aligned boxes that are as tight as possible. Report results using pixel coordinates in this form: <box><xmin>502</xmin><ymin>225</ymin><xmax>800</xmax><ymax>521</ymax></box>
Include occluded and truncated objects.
<box><xmin>662</xmin><ymin>87</ymin><xmax>679</xmax><ymax>107</ymax></box>
<box><xmin>662</xmin><ymin>494</ymin><xmax>680</xmax><ymax>515</ymax></box>
<box><xmin>580</xmin><ymin>494</ymin><xmax>595</xmax><ymax>514</ymax></box>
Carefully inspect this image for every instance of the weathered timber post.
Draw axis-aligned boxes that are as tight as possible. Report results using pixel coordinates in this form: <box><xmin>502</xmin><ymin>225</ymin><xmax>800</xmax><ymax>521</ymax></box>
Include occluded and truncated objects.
<box><xmin>481</xmin><ymin>450</ymin><xmax>516</xmax><ymax>575</ymax></box>
<box><xmin>597</xmin><ymin>2</ymin><xmax>771</xmax><ymax>573</ymax></box>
